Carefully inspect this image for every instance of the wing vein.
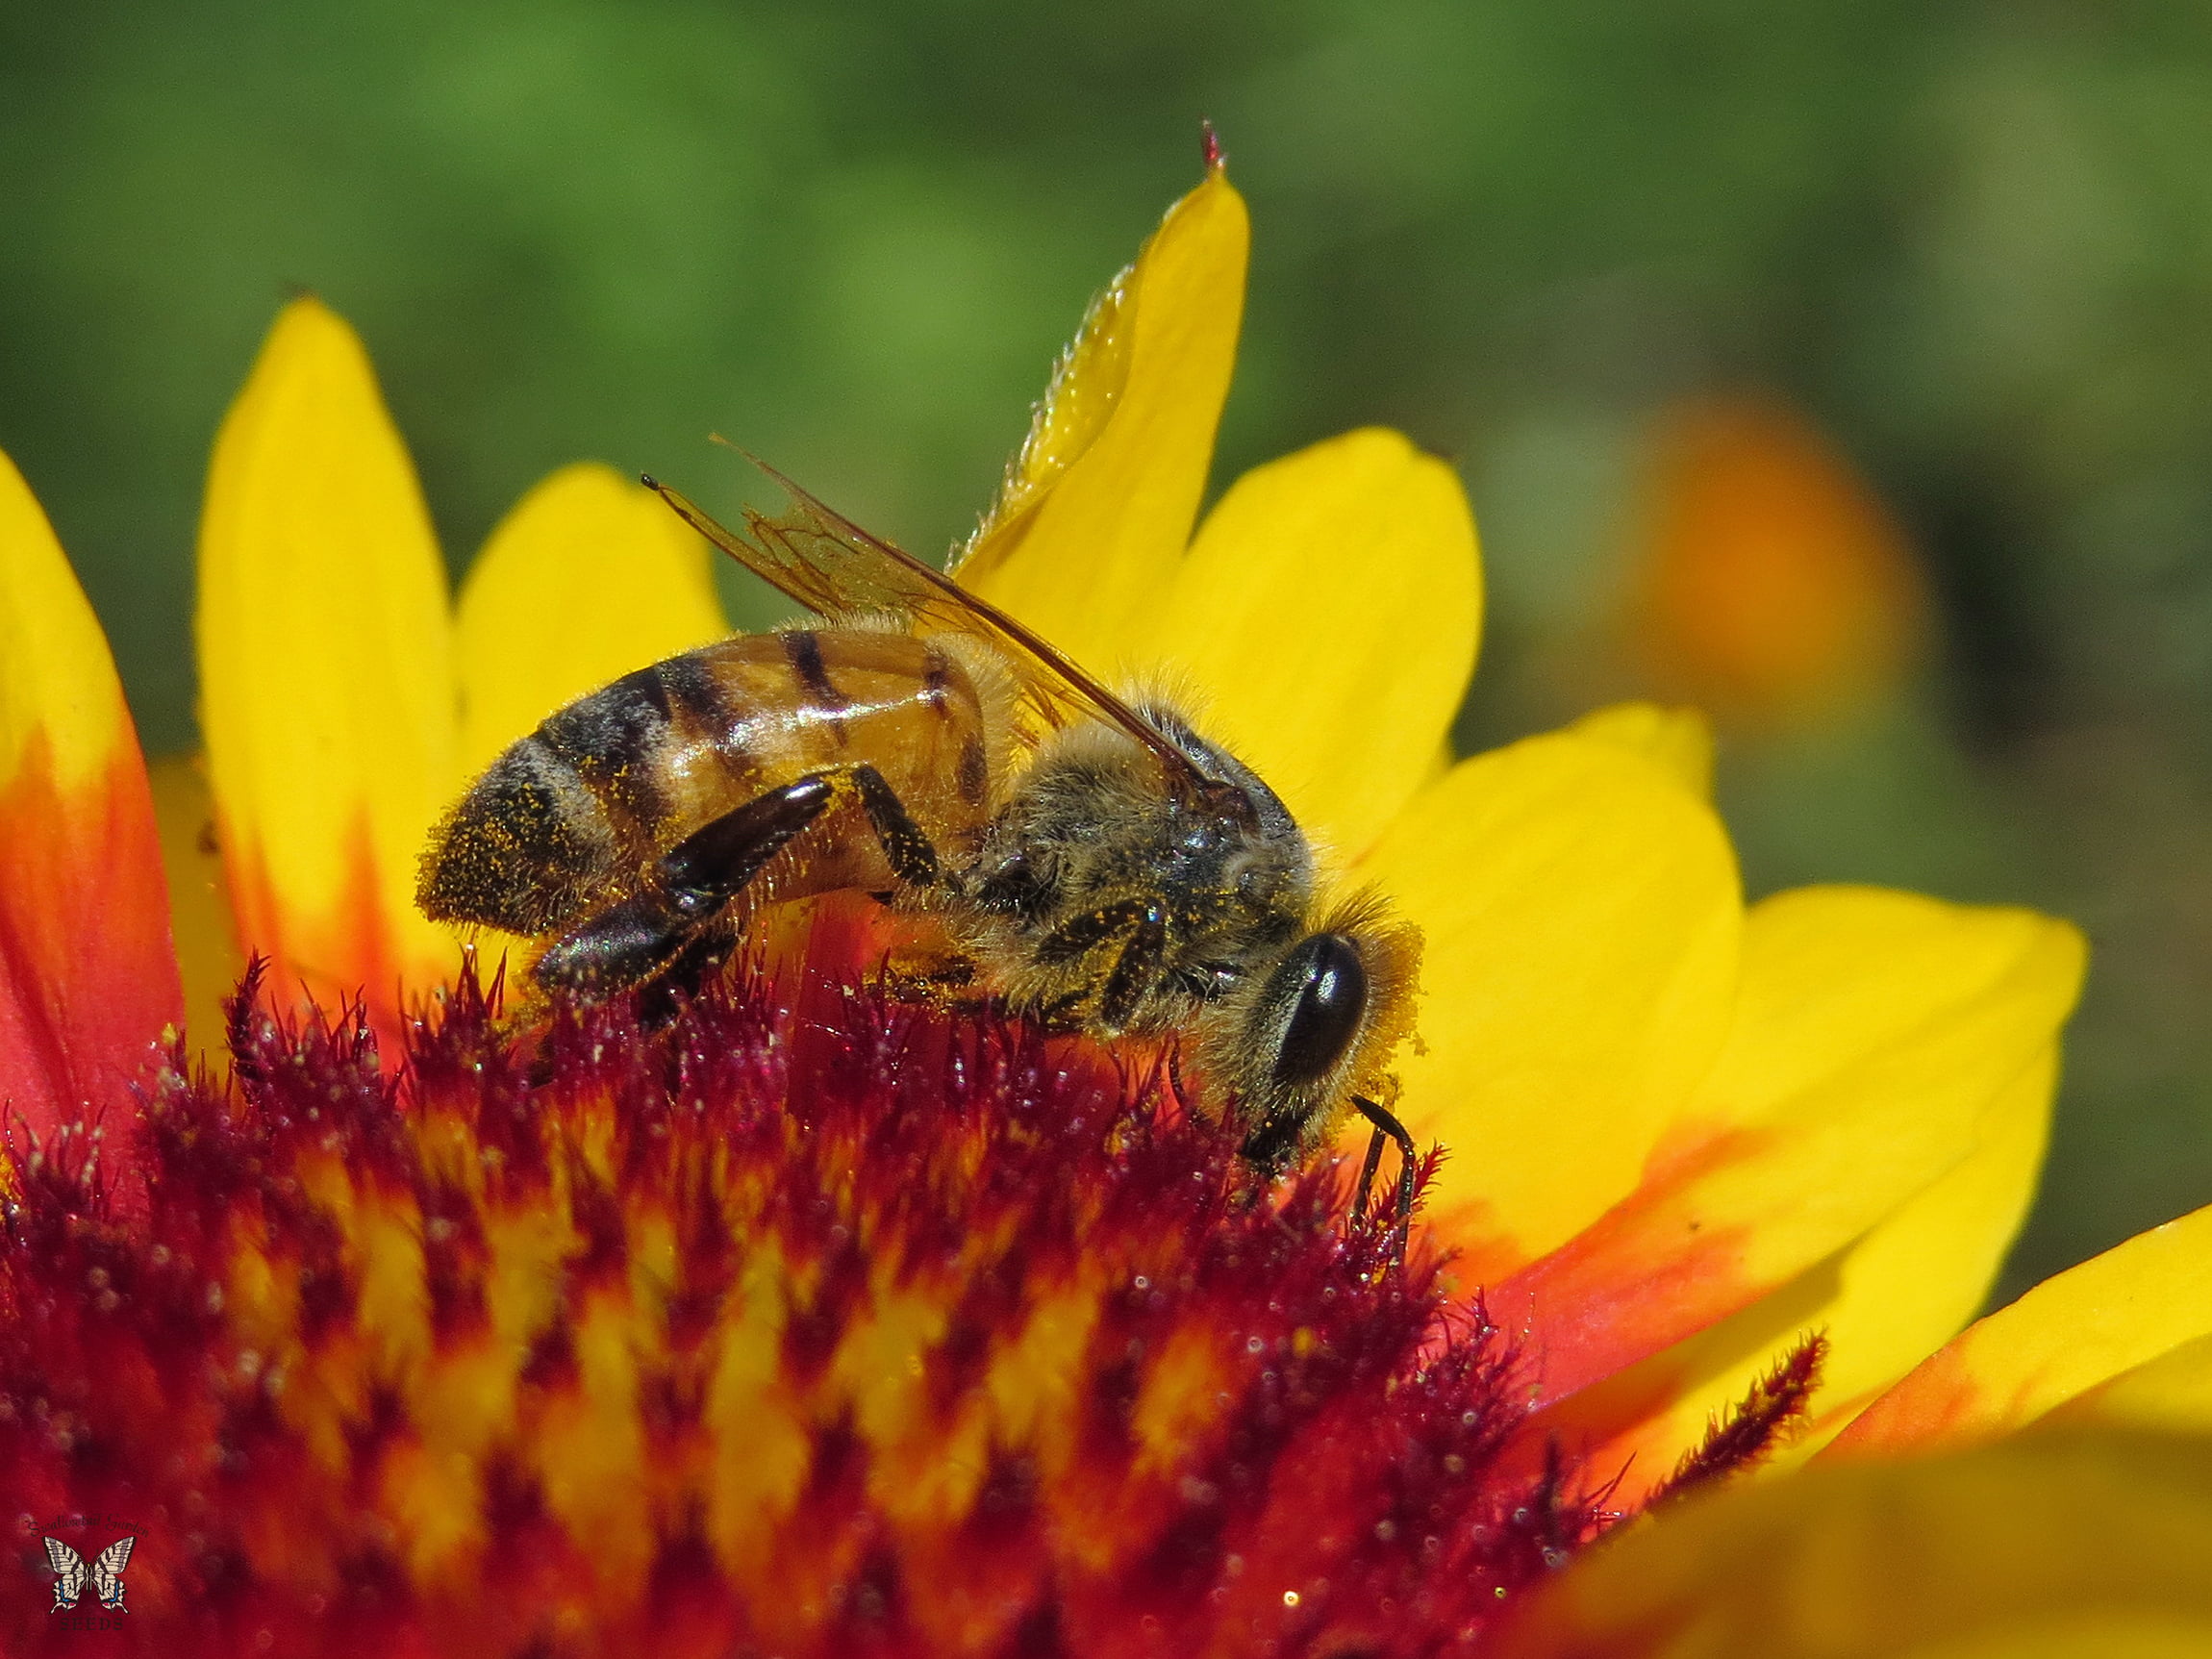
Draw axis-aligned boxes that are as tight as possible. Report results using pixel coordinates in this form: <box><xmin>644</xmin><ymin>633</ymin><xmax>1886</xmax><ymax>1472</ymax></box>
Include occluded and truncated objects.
<box><xmin>641</xmin><ymin>459</ymin><xmax>1209</xmax><ymax>796</ymax></box>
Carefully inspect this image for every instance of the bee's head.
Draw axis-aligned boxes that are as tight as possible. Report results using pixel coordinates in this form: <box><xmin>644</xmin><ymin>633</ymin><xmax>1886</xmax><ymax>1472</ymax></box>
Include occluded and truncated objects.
<box><xmin>1208</xmin><ymin>893</ymin><xmax>1420</xmax><ymax>1170</ymax></box>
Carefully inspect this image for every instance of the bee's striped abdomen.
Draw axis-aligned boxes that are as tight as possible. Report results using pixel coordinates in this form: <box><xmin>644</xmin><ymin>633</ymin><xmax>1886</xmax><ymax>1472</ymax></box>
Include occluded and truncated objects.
<box><xmin>418</xmin><ymin>628</ymin><xmax>991</xmax><ymax>937</ymax></box>
<box><xmin>415</xmin><ymin>690</ymin><xmax>648</xmax><ymax>936</ymax></box>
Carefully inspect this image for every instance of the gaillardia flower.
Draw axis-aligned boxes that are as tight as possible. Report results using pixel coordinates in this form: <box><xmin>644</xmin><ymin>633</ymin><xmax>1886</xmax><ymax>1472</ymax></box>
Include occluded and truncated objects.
<box><xmin>2</xmin><ymin>160</ymin><xmax>2204</xmax><ymax>1656</ymax></box>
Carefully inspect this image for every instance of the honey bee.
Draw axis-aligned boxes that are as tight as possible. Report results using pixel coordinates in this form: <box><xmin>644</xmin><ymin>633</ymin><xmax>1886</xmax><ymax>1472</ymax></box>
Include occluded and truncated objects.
<box><xmin>417</xmin><ymin>465</ymin><xmax>1422</xmax><ymax>1231</ymax></box>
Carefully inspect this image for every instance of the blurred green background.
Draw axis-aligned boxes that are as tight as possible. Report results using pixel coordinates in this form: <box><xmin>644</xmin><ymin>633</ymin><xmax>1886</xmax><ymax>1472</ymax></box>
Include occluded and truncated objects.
<box><xmin>3</xmin><ymin>2</ymin><xmax>2207</xmax><ymax>1298</ymax></box>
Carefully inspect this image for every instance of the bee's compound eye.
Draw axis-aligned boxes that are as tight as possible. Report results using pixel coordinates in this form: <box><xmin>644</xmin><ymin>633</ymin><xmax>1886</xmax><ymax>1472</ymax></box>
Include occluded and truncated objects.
<box><xmin>1269</xmin><ymin>934</ymin><xmax>1369</xmax><ymax>1086</ymax></box>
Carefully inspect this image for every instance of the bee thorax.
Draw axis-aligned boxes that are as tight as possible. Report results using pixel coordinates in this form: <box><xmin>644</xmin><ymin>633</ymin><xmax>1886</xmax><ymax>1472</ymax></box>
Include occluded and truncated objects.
<box><xmin>947</xmin><ymin>711</ymin><xmax>1313</xmax><ymax>1034</ymax></box>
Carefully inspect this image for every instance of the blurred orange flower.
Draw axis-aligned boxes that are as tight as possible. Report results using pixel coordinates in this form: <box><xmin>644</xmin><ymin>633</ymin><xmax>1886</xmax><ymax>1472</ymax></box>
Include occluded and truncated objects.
<box><xmin>1625</xmin><ymin>396</ymin><xmax>1928</xmax><ymax>727</ymax></box>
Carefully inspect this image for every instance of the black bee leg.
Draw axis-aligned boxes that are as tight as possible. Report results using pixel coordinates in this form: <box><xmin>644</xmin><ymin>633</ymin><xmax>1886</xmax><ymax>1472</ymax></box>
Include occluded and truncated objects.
<box><xmin>1035</xmin><ymin>899</ymin><xmax>1168</xmax><ymax>1030</ymax></box>
<box><xmin>1035</xmin><ymin>897</ymin><xmax>1153</xmax><ymax>964</ymax></box>
<box><xmin>535</xmin><ymin>774</ymin><xmax>846</xmax><ymax>992</ymax></box>
<box><xmin>847</xmin><ymin>765</ymin><xmax>942</xmax><ymax>888</ymax></box>
<box><xmin>1101</xmin><ymin>905</ymin><xmax>1168</xmax><ymax>1028</ymax></box>
<box><xmin>1350</xmin><ymin>1129</ymin><xmax>1390</xmax><ymax>1226</ymax></box>
<box><xmin>1349</xmin><ymin>1094</ymin><xmax>1417</xmax><ymax>1265</ymax></box>
<box><xmin>536</xmin><ymin>766</ymin><xmax>945</xmax><ymax>994</ymax></box>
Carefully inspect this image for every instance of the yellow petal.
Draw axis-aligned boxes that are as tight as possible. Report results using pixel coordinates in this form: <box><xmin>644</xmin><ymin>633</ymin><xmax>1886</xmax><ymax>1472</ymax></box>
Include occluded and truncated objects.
<box><xmin>1829</xmin><ymin>1198</ymin><xmax>2212</xmax><ymax>1461</ymax></box>
<box><xmin>1496</xmin><ymin>889</ymin><xmax>2080</xmax><ymax>1406</ymax></box>
<box><xmin>1675</xmin><ymin>891</ymin><xmax>2074</xmax><ymax>1298</ymax></box>
<box><xmin>1568</xmin><ymin>701</ymin><xmax>1715</xmax><ymax>799</ymax></box>
<box><xmin>1893</xmin><ymin>1627</ymin><xmax>2212</xmax><ymax>1659</ymax></box>
<box><xmin>1361</xmin><ymin>729</ymin><xmax>1741</xmax><ymax>1275</ymax></box>
<box><xmin>146</xmin><ymin>752</ymin><xmax>245</xmax><ymax>1062</ymax></box>
<box><xmin>1144</xmin><ymin>428</ymin><xmax>1479</xmax><ymax>859</ymax></box>
<box><xmin>1489</xmin><ymin>1430</ymin><xmax>2212</xmax><ymax>1659</ymax></box>
<box><xmin>456</xmin><ymin>462</ymin><xmax>727</xmax><ymax>773</ymax></box>
<box><xmin>1</xmin><ymin>455</ymin><xmax>128</xmax><ymax>794</ymax></box>
<box><xmin>197</xmin><ymin>297</ymin><xmax>457</xmax><ymax>1025</ymax></box>
<box><xmin>1793</xmin><ymin>1040</ymin><xmax>2056</xmax><ymax>1445</ymax></box>
<box><xmin>0</xmin><ymin>450</ymin><xmax>181</xmax><ymax>1147</ymax></box>
<box><xmin>2043</xmin><ymin>1332</ymin><xmax>2212</xmax><ymax>1439</ymax></box>
<box><xmin>1540</xmin><ymin>1043</ymin><xmax>2054</xmax><ymax>1501</ymax></box>
<box><xmin>955</xmin><ymin>170</ymin><xmax>1247</xmax><ymax>675</ymax></box>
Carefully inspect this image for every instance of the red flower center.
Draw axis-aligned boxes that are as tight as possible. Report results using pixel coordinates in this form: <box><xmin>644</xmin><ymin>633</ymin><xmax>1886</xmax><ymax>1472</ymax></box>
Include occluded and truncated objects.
<box><xmin>1</xmin><ymin>898</ymin><xmax>1812</xmax><ymax>1656</ymax></box>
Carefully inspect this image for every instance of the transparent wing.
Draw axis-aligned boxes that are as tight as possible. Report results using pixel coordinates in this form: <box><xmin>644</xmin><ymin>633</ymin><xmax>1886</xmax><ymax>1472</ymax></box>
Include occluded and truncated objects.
<box><xmin>91</xmin><ymin>1536</ymin><xmax>133</xmax><ymax>1608</ymax></box>
<box><xmin>43</xmin><ymin>1538</ymin><xmax>86</xmax><ymax>1608</ymax></box>
<box><xmin>643</xmin><ymin>460</ymin><xmax>1211</xmax><ymax>793</ymax></box>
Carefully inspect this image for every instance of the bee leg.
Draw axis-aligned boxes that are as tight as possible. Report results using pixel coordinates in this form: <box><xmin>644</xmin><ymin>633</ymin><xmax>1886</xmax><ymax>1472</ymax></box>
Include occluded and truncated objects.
<box><xmin>1349</xmin><ymin>1129</ymin><xmax>1390</xmax><ymax>1226</ymax></box>
<box><xmin>536</xmin><ymin>773</ymin><xmax>849</xmax><ymax>992</ymax></box>
<box><xmin>846</xmin><ymin>764</ymin><xmax>942</xmax><ymax>888</ymax></box>
<box><xmin>1349</xmin><ymin>1094</ymin><xmax>1417</xmax><ymax>1265</ymax></box>
<box><xmin>634</xmin><ymin>927</ymin><xmax>742</xmax><ymax>1025</ymax></box>
<box><xmin>537</xmin><ymin>766</ymin><xmax>945</xmax><ymax>994</ymax></box>
<box><xmin>1035</xmin><ymin>897</ymin><xmax>1155</xmax><ymax>965</ymax></box>
<box><xmin>1100</xmin><ymin>905</ymin><xmax>1168</xmax><ymax>1028</ymax></box>
<box><xmin>1035</xmin><ymin>899</ymin><xmax>1168</xmax><ymax>1030</ymax></box>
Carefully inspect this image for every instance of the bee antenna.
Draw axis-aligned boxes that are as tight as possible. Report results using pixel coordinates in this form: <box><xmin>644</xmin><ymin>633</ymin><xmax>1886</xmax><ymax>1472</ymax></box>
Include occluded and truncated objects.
<box><xmin>639</xmin><ymin>472</ymin><xmax>658</xmax><ymax>490</ymax></box>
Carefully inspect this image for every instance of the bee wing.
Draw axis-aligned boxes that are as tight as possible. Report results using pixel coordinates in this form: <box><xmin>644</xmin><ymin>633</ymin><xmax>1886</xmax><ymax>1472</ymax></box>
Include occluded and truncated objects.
<box><xmin>644</xmin><ymin>462</ymin><xmax>1212</xmax><ymax>791</ymax></box>
<box><xmin>43</xmin><ymin>1539</ymin><xmax>86</xmax><ymax>1608</ymax></box>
